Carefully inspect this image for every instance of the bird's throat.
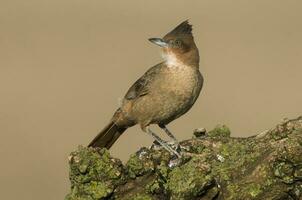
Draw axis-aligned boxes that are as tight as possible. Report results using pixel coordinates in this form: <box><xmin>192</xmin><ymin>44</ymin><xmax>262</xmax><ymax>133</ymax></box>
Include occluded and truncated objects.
<box><xmin>161</xmin><ymin>51</ymin><xmax>184</xmax><ymax>68</ymax></box>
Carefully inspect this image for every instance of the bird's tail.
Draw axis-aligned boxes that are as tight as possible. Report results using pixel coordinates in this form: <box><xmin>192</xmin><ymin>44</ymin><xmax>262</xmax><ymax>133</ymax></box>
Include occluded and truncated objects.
<box><xmin>88</xmin><ymin>121</ymin><xmax>127</xmax><ymax>149</ymax></box>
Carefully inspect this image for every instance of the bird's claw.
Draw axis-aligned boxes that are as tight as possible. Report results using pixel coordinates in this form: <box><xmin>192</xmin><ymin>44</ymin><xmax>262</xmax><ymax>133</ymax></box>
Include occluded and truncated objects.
<box><xmin>150</xmin><ymin>140</ymin><xmax>182</xmax><ymax>158</ymax></box>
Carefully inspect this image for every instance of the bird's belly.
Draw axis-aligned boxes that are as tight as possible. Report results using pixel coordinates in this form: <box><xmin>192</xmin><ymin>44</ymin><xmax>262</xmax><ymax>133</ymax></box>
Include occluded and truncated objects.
<box><xmin>153</xmin><ymin>78</ymin><xmax>197</xmax><ymax>122</ymax></box>
<box><xmin>132</xmin><ymin>66</ymin><xmax>202</xmax><ymax>125</ymax></box>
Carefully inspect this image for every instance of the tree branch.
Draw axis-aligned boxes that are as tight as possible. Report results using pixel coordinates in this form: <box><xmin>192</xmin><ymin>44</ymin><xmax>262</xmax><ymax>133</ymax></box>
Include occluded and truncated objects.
<box><xmin>65</xmin><ymin>116</ymin><xmax>302</xmax><ymax>200</ymax></box>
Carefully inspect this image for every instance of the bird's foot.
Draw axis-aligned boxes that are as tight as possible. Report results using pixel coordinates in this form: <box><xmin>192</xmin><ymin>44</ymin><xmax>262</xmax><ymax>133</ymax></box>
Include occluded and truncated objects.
<box><xmin>150</xmin><ymin>140</ymin><xmax>182</xmax><ymax>158</ymax></box>
<box><xmin>151</xmin><ymin>140</ymin><xmax>179</xmax><ymax>150</ymax></box>
<box><xmin>150</xmin><ymin>140</ymin><xmax>162</xmax><ymax>150</ymax></box>
<box><xmin>168</xmin><ymin>156</ymin><xmax>182</xmax><ymax>168</ymax></box>
<box><xmin>167</xmin><ymin>141</ymin><xmax>182</xmax><ymax>155</ymax></box>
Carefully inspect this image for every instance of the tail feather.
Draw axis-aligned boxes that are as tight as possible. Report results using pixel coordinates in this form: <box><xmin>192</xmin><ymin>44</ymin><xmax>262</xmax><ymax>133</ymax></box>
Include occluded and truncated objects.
<box><xmin>88</xmin><ymin>121</ymin><xmax>127</xmax><ymax>149</ymax></box>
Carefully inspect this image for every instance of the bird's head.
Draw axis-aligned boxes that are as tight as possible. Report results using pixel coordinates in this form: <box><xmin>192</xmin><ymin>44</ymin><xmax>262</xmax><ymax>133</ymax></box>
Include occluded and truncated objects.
<box><xmin>149</xmin><ymin>20</ymin><xmax>199</xmax><ymax>67</ymax></box>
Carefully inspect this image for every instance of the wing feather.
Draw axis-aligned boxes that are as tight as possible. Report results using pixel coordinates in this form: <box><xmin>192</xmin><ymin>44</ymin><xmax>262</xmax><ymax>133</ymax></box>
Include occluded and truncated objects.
<box><xmin>124</xmin><ymin>63</ymin><xmax>164</xmax><ymax>100</ymax></box>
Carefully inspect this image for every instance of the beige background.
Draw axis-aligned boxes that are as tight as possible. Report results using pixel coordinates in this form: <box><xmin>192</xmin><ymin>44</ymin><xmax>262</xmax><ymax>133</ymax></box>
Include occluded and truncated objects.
<box><xmin>1</xmin><ymin>0</ymin><xmax>301</xmax><ymax>199</ymax></box>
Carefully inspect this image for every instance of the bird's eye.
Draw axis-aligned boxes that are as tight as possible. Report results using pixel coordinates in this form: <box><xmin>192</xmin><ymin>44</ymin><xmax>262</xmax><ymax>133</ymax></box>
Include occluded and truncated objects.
<box><xmin>175</xmin><ymin>40</ymin><xmax>182</xmax><ymax>47</ymax></box>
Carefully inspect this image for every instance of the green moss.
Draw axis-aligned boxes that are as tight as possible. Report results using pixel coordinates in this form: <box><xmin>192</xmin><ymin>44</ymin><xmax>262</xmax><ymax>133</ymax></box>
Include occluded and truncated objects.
<box><xmin>65</xmin><ymin>146</ymin><xmax>125</xmax><ymax>199</ymax></box>
<box><xmin>208</xmin><ymin>124</ymin><xmax>231</xmax><ymax>138</ymax></box>
<box><xmin>294</xmin><ymin>164</ymin><xmax>302</xmax><ymax>179</ymax></box>
<box><xmin>226</xmin><ymin>184</ymin><xmax>240</xmax><ymax>199</ymax></box>
<box><xmin>213</xmin><ymin>141</ymin><xmax>248</xmax><ymax>181</ymax></box>
<box><xmin>291</xmin><ymin>184</ymin><xmax>302</xmax><ymax>199</ymax></box>
<box><xmin>226</xmin><ymin>183</ymin><xmax>263</xmax><ymax>199</ymax></box>
<box><xmin>273</xmin><ymin>162</ymin><xmax>294</xmax><ymax>184</ymax></box>
<box><xmin>264</xmin><ymin>178</ymin><xmax>274</xmax><ymax>187</ymax></box>
<box><xmin>126</xmin><ymin>154</ymin><xmax>146</xmax><ymax>178</ymax></box>
<box><xmin>220</xmin><ymin>142</ymin><xmax>246</xmax><ymax>158</ymax></box>
<box><xmin>83</xmin><ymin>181</ymin><xmax>112</xmax><ymax>199</ymax></box>
<box><xmin>145</xmin><ymin>159</ymin><xmax>171</xmax><ymax>195</ymax></box>
<box><xmin>146</xmin><ymin>180</ymin><xmax>161</xmax><ymax>194</ymax></box>
<box><xmin>126</xmin><ymin>152</ymin><xmax>154</xmax><ymax>179</ymax></box>
<box><xmin>126</xmin><ymin>193</ymin><xmax>154</xmax><ymax>200</ymax></box>
<box><xmin>166</xmin><ymin>157</ymin><xmax>212</xmax><ymax>199</ymax></box>
<box><xmin>65</xmin><ymin>193</ymin><xmax>94</xmax><ymax>200</ymax></box>
<box><xmin>247</xmin><ymin>183</ymin><xmax>262</xmax><ymax>197</ymax></box>
<box><xmin>144</xmin><ymin>160</ymin><xmax>170</xmax><ymax>195</ymax></box>
<box><xmin>189</xmin><ymin>144</ymin><xmax>205</xmax><ymax>154</ymax></box>
<box><xmin>157</xmin><ymin>161</ymin><xmax>170</xmax><ymax>180</ymax></box>
<box><xmin>280</xmin><ymin>136</ymin><xmax>302</xmax><ymax>164</ymax></box>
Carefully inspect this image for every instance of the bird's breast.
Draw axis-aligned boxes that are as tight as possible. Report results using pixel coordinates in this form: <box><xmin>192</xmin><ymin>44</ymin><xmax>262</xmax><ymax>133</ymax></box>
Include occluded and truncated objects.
<box><xmin>142</xmin><ymin>64</ymin><xmax>202</xmax><ymax>124</ymax></box>
<box><xmin>161</xmin><ymin>64</ymin><xmax>199</xmax><ymax>97</ymax></box>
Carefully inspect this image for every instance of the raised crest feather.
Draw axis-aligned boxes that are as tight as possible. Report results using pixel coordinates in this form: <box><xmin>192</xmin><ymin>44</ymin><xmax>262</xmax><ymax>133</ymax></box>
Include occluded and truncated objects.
<box><xmin>164</xmin><ymin>20</ymin><xmax>193</xmax><ymax>38</ymax></box>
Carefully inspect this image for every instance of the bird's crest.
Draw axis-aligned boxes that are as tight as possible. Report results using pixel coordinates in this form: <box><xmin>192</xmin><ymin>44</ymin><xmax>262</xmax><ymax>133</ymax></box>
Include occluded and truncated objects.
<box><xmin>164</xmin><ymin>20</ymin><xmax>193</xmax><ymax>38</ymax></box>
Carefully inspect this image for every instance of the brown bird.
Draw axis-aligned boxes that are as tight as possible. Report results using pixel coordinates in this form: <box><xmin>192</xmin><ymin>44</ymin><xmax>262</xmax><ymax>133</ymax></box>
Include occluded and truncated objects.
<box><xmin>89</xmin><ymin>20</ymin><xmax>203</xmax><ymax>157</ymax></box>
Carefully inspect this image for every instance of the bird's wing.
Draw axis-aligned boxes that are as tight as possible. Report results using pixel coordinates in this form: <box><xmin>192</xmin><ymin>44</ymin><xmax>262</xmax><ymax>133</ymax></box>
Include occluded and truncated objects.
<box><xmin>124</xmin><ymin>63</ymin><xmax>163</xmax><ymax>100</ymax></box>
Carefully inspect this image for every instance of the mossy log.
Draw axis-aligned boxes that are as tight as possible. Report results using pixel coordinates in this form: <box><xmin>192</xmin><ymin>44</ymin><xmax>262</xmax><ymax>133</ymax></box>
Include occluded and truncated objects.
<box><xmin>65</xmin><ymin>117</ymin><xmax>302</xmax><ymax>200</ymax></box>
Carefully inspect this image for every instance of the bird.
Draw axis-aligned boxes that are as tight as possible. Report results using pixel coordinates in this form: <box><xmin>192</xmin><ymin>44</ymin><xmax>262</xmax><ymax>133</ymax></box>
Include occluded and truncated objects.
<box><xmin>88</xmin><ymin>20</ymin><xmax>203</xmax><ymax>157</ymax></box>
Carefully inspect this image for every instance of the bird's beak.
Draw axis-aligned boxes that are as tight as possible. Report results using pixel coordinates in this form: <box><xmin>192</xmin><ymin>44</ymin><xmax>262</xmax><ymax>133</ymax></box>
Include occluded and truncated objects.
<box><xmin>148</xmin><ymin>38</ymin><xmax>168</xmax><ymax>47</ymax></box>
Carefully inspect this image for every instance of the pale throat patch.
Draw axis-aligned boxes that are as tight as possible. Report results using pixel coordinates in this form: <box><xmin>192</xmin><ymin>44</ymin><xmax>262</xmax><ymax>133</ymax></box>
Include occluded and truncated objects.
<box><xmin>161</xmin><ymin>51</ymin><xmax>184</xmax><ymax>68</ymax></box>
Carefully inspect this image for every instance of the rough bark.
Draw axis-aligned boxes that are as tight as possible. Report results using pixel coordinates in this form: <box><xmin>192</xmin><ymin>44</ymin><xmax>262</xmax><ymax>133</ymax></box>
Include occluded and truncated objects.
<box><xmin>65</xmin><ymin>117</ymin><xmax>302</xmax><ymax>200</ymax></box>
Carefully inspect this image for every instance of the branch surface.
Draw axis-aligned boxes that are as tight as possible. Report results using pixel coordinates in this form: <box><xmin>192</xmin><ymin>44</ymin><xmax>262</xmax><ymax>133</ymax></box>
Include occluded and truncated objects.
<box><xmin>65</xmin><ymin>117</ymin><xmax>302</xmax><ymax>200</ymax></box>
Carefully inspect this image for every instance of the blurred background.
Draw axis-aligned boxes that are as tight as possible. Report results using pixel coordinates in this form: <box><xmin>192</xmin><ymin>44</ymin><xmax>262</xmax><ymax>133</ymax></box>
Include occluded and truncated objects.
<box><xmin>0</xmin><ymin>0</ymin><xmax>301</xmax><ymax>199</ymax></box>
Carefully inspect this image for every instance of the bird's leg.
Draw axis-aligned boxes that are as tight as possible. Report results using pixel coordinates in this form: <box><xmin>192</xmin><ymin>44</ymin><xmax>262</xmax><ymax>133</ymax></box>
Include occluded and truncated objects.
<box><xmin>151</xmin><ymin>140</ymin><xmax>161</xmax><ymax>147</ymax></box>
<box><xmin>158</xmin><ymin>124</ymin><xmax>182</xmax><ymax>153</ymax></box>
<box><xmin>145</xmin><ymin>126</ymin><xmax>181</xmax><ymax>158</ymax></box>
<box><xmin>158</xmin><ymin>124</ymin><xmax>179</xmax><ymax>144</ymax></box>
